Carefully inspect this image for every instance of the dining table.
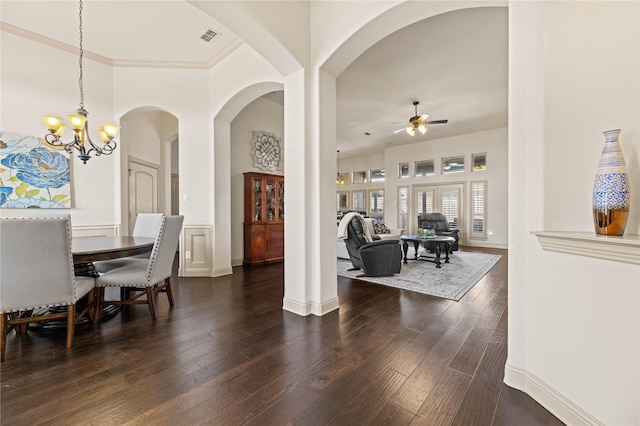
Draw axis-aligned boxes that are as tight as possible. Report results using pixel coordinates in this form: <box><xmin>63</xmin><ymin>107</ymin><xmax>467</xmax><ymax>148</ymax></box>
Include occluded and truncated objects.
<box><xmin>35</xmin><ymin>236</ymin><xmax>156</xmax><ymax>330</ymax></box>
<box><xmin>72</xmin><ymin>236</ymin><xmax>155</xmax><ymax>277</ymax></box>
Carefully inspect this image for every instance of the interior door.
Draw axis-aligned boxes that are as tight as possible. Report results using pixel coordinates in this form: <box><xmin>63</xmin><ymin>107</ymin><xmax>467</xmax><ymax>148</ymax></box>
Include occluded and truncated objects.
<box><xmin>128</xmin><ymin>159</ymin><xmax>158</xmax><ymax>235</ymax></box>
<box><xmin>413</xmin><ymin>183</ymin><xmax>464</xmax><ymax>239</ymax></box>
<box><xmin>171</xmin><ymin>173</ymin><xmax>179</xmax><ymax>215</ymax></box>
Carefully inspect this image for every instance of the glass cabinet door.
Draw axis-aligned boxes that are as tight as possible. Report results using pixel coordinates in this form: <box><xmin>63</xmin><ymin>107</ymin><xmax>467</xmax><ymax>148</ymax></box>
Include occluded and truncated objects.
<box><xmin>265</xmin><ymin>179</ymin><xmax>276</xmax><ymax>220</ymax></box>
<box><xmin>253</xmin><ymin>178</ymin><xmax>263</xmax><ymax>220</ymax></box>
<box><xmin>278</xmin><ymin>180</ymin><xmax>284</xmax><ymax>220</ymax></box>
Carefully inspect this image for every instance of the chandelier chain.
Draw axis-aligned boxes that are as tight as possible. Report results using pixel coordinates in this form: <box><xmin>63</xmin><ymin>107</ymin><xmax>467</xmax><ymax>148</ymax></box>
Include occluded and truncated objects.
<box><xmin>41</xmin><ymin>0</ymin><xmax>120</xmax><ymax>164</ymax></box>
<box><xmin>78</xmin><ymin>0</ymin><xmax>84</xmax><ymax>108</ymax></box>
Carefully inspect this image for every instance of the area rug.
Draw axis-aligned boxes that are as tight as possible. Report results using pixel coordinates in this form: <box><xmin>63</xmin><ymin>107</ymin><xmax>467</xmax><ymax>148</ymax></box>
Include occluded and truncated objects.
<box><xmin>337</xmin><ymin>251</ymin><xmax>501</xmax><ymax>301</ymax></box>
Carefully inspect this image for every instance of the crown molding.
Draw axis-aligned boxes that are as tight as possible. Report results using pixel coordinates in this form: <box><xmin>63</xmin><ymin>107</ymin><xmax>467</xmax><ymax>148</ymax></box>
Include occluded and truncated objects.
<box><xmin>1</xmin><ymin>22</ymin><xmax>244</xmax><ymax>70</ymax></box>
<box><xmin>1</xmin><ymin>21</ymin><xmax>113</xmax><ymax>66</ymax></box>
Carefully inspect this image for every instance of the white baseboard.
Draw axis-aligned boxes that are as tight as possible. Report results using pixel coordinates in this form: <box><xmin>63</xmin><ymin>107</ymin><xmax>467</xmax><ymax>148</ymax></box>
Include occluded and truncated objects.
<box><xmin>231</xmin><ymin>257</ymin><xmax>244</xmax><ymax>267</ymax></box>
<box><xmin>282</xmin><ymin>297</ymin><xmax>339</xmax><ymax>316</ymax></box>
<box><xmin>212</xmin><ymin>267</ymin><xmax>233</xmax><ymax>277</ymax></box>
<box><xmin>182</xmin><ymin>268</ymin><xmax>211</xmax><ymax>277</ymax></box>
<box><xmin>504</xmin><ymin>363</ymin><xmax>604</xmax><ymax>426</ymax></box>
<box><xmin>463</xmin><ymin>241</ymin><xmax>508</xmax><ymax>249</ymax></box>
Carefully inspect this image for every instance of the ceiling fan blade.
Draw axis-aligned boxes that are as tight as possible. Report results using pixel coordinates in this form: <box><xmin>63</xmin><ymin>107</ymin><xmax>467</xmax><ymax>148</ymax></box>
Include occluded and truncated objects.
<box><xmin>390</xmin><ymin>121</ymin><xmax>408</xmax><ymax>124</ymax></box>
<box><xmin>419</xmin><ymin>114</ymin><xmax>430</xmax><ymax>122</ymax></box>
<box><xmin>393</xmin><ymin>128</ymin><xmax>406</xmax><ymax>134</ymax></box>
<box><xmin>423</xmin><ymin>119</ymin><xmax>448</xmax><ymax>125</ymax></box>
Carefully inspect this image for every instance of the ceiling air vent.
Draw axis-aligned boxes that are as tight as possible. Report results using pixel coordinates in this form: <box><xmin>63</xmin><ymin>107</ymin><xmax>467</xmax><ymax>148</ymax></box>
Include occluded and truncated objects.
<box><xmin>200</xmin><ymin>29</ymin><xmax>218</xmax><ymax>43</ymax></box>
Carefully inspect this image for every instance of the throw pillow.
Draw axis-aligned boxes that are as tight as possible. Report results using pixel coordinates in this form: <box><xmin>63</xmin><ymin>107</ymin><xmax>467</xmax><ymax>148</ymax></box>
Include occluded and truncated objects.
<box><xmin>371</xmin><ymin>219</ymin><xmax>391</xmax><ymax>234</ymax></box>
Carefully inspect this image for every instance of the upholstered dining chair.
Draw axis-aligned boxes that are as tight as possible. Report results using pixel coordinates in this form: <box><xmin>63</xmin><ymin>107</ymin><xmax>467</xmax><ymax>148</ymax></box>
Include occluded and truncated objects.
<box><xmin>94</xmin><ymin>213</ymin><xmax>164</xmax><ymax>274</ymax></box>
<box><xmin>94</xmin><ymin>215</ymin><xmax>184</xmax><ymax>321</ymax></box>
<box><xmin>0</xmin><ymin>216</ymin><xmax>96</xmax><ymax>362</ymax></box>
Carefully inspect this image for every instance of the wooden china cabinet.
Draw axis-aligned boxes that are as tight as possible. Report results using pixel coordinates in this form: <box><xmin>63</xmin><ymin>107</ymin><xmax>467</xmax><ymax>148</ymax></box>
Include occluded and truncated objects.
<box><xmin>243</xmin><ymin>172</ymin><xmax>284</xmax><ymax>265</ymax></box>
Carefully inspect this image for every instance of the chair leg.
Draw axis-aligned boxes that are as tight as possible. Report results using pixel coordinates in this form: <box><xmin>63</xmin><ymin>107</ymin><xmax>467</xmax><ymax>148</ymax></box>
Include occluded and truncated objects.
<box><xmin>85</xmin><ymin>288</ymin><xmax>96</xmax><ymax>323</ymax></box>
<box><xmin>1</xmin><ymin>314</ymin><xmax>6</xmax><ymax>362</ymax></box>
<box><xmin>66</xmin><ymin>304</ymin><xmax>75</xmax><ymax>349</ymax></box>
<box><xmin>146</xmin><ymin>287</ymin><xmax>158</xmax><ymax>320</ymax></box>
<box><xmin>94</xmin><ymin>288</ymin><xmax>105</xmax><ymax>324</ymax></box>
<box><xmin>164</xmin><ymin>277</ymin><xmax>175</xmax><ymax>307</ymax></box>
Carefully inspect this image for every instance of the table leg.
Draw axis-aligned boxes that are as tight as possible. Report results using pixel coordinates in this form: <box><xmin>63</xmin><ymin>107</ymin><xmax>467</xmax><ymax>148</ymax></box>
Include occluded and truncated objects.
<box><xmin>402</xmin><ymin>241</ymin><xmax>409</xmax><ymax>263</ymax></box>
<box><xmin>434</xmin><ymin>243</ymin><xmax>442</xmax><ymax>268</ymax></box>
<box><xmin>444</xmin><ymin>242</ymin><xmax>451</xmax><ymax>263</ymax></box>
<box><xmin>413</xmin><ymin>241</ymin><xmax>420</xmax><ymax>260</ymax></box>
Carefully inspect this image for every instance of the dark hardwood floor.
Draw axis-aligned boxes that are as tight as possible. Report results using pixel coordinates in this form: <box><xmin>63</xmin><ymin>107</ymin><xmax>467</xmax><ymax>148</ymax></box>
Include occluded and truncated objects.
<box><xmin>0</xmin><ymin>247</ymin><xmax>564</xmax><ymax>425</ymax></box>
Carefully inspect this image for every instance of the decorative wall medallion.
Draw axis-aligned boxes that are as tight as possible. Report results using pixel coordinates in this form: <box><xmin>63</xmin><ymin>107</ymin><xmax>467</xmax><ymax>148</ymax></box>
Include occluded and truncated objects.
<box><xmin>251</xmin><ymin>131</ymin><xmax>282</xmax><ymax>172</ymax></box>
<box><xmin>0</xmin><ymin>131</ymin><xmax>71</xmax><ymax>209</ymax></box>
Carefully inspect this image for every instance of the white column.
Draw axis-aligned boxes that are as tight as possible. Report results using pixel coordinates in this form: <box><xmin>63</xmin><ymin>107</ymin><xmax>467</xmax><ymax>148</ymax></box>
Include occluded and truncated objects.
<box><xmin>213</xmin><ymin>119</ymin><xmax>233</xmax><ymax>277</ymax></box>
<box><xmin>505</xmin><ymin>0</ymin><xmax>545</xmax><ymax>389</ymax></box>
<box><xmin>282</xmin><ymin>68</ymin><xmax>339</xmax><ymax>316</ymax></box>
<box><xmin>282</xmin><ymin>69</ymin><xmax>310</xmax><ymax>314</ymax></box>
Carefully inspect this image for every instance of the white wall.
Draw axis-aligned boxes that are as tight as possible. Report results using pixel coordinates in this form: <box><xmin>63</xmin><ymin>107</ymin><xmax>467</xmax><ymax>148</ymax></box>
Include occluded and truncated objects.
<box><xmin>338</xmin><ymin>127</ymin><xmax>508</xmax><ymax>248</ymax></box>
<box><xmin>230</xmin><ymin>96</ymin><xmax>284</xmax><ymax>265</ymax></box>
<box><xmin>0</xmin><ymin>32</ymin><xmax>118</xmax><ymax>227</ymax></box>
<box><xmin>125</xmin><ymin>110</ymin><xmax>177</xmax><ymax>167</ymax></box>
<box><xmin>543</xmin><ymin>2</ymin><xmax>639</xmax><ymax>234</ymax></box>
<box><xmin>507</xmin><ymin>2</ymin><xmax>640</xmax><ymax>425</ymax></box>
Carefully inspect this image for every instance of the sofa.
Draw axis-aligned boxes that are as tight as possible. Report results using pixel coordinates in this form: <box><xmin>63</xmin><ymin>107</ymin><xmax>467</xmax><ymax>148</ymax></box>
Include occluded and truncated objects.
<box><xmin>337</xmin><ymin>217</ymin><xmax>403</xmax><ymax>259</ymax></box>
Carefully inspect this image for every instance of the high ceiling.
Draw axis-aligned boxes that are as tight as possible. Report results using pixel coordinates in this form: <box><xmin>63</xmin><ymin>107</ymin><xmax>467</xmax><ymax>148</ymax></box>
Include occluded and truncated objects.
<box><xmin>336</xmin><ymin>7</ymin><xmax>508</xmax><ymax>158</ymax></box>
<box><xmin>1</xmin><ymin>2</ymin><xmax>508</xmax><ymax>158</ymax></box>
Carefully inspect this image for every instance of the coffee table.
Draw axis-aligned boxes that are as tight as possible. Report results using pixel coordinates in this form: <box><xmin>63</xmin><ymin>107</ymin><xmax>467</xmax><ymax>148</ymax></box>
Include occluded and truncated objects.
<box><xmin>400</xmin><ymin>235</ymin><xmax>456</xmax><ymax>268</ymax></box>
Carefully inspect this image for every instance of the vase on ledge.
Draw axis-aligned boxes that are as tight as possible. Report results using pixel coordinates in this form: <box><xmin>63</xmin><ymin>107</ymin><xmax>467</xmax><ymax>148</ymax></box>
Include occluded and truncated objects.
<box><xmin>592</xmin><ymin>129</ymin><xmax>630</xmax><ymax>236</ymax></box>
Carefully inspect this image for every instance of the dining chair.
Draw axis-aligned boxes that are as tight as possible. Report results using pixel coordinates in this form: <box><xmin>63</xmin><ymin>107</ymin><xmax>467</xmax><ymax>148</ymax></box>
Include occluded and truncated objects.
<box><xmin>94</xmin><ymin>215</ymin><xmax>184</xmax><ymax>321</ymax></box>
<box><xmin>94</xmin><ymin>213</ymin><xmax>164</xmax><ymax>274</ymax></box>
<box><xmin>0</xmin><ymin>216</ymin><xmax>96</xmax><ymax>362</ymax></box>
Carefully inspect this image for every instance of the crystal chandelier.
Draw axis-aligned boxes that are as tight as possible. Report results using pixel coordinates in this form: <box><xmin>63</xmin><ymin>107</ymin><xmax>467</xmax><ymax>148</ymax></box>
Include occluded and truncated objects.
<box><xmin>42</xmin><ymin>0</ymin><xmax>120</xmax><ymax>164</ymax></box>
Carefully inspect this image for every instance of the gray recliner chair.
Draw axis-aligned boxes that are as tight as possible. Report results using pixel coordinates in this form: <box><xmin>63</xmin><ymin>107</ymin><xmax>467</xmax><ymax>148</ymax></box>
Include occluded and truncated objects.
<box><xmin>342</xmin><ymin>213</ymin><xmax>402</xmax><ymax>277</ymax></box>
<box><xmin>417</xmin><ymin>213</ymin><xmax>459</xmax><ymax>251</ymax></box>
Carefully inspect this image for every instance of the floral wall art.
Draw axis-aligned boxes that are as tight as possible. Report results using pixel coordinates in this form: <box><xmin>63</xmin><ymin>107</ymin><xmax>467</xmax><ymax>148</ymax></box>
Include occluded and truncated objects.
<box><xmin>0</xmin><ymin>131</ymin><xmax>71</xmax><ymax>209</ymax></box>
<box><xmin>251</xmin><ymin>130</ymin><xmax>282</xmax><ymax>172</ymax></box>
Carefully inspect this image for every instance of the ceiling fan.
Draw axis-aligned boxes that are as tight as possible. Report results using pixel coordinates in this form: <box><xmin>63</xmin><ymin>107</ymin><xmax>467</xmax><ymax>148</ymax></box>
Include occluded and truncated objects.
<box><xmin>392</xmin><ymin>101</ymin><xmax>448</xmax><ymax>136</ymax></box>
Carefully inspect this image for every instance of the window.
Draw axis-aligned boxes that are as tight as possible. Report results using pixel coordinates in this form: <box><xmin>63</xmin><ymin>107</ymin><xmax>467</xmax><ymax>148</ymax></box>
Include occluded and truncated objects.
<box><xmin>472</xmin><ymin>153</ymin><xmax>487</xmax><ymax>171</ymax></box>
<box><xmin>369</xmin><ymin>190</ymin><xmax>384</xmax><ymax>219</ymax></box>
<box><xmin>440</xmin><ymin>189</ymin><xmax>459</xmax><ymax>227</ymax></box>
<box><xmin>337</xmin><ymin>191</ymin><xmax>349</xmax><ymax>213</ymax></box>
<box><xmin>352</xmin><ymin>190</ymin><xmax>366</xmax><ymax>212</ymax></box>
<box><xmin>370</xmin><ymin>169</ymin><xmax>385</xmax><ymax>182</ymax></box>
<box><xmin>415</xmin><ymin>188</ymin><xmax>435</xmax><ymax>215</ymax></box>
<box><xmin>415</xmin><ymin>160</ymin><xmax>434</xmax><ymax>176</ymax></box>
<box><xmin>442</xmin><ymin>156</ymin><xmax>465</xmax><ymax>174</ymax></box>
<box><xmin>398</xmin><ymin>186</ymin><xmax>408</xmax><ymax>231</ymax></box>
<box><xmin>352</xmin><ymin>171</ymin><xmax>367</xmax><ymax>183</ymax></box>
<box><xmin>337</xmin><ymin>172</ymin><xmax>350</xmax><ymax>184</ymax></box>
<box><xmin>399</xmin><ymin>163</ymin><xmax>409</xmax><ymax>178</ymax></box>
<box><xmin>470</xmin><ymin>181</ymin><xmax>487</xmax><ymax>239</ymax></box>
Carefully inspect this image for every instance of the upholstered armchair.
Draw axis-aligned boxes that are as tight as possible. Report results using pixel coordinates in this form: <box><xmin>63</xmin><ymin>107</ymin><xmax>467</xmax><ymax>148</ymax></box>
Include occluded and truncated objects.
<box><xmin>339</xmin><ymin>213</ymin><xmax>402</xmax><ymax>277</ymax></box>
<box><xmin>417</xmin><ymin>213</ymin><xmax>459</xmax><ymax>251</ymax></box>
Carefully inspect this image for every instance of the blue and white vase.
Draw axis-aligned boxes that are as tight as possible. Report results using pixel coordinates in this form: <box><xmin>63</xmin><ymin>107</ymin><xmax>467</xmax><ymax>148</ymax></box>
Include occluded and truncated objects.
<box><xmin>592</xmin><ymin>129</ymin><xmax>630</xmax><ymax>236</ymax></box>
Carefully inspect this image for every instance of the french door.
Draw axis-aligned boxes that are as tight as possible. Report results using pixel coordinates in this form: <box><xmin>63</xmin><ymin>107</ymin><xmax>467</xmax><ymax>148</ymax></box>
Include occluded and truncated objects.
<box><xmin>413</xmin><ymin>183</ymin><xmax>464</xmax><ymax>239</ymax></box>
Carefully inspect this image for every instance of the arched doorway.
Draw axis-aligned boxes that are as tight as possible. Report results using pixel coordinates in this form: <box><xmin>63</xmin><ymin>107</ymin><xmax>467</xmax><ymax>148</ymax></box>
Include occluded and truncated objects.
<box><xmin>119</xmin><ymin>108</ymin><xmax>179</xmax><ymax>235</ymax></box>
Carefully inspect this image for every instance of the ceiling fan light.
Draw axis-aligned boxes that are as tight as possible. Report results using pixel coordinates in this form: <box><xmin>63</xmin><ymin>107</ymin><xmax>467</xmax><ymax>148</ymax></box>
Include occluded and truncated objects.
<box><xmin>405</xmin><ymin>127</ymin><xmax>415</xmax><ymax>136</ymax></box>
<box><xmin>418</xmin><ymin>124</ymin><xmax>427</xmax><ymax>134</ymax></box>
